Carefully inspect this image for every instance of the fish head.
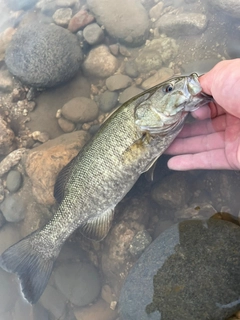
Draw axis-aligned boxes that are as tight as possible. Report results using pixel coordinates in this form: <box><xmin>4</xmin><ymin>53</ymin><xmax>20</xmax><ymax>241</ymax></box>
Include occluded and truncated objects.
<box><xmin>134</xmin><ymin>73</ymin><xmax>212</xmax><ymax>134</ymax></box>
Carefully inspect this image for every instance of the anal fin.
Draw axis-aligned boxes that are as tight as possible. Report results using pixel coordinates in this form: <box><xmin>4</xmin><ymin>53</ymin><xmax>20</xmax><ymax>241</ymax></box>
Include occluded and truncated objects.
<box><xmin>79</xmin><ymin>208</ymin><xmax>115</xmax><ymax>241</ymax></box>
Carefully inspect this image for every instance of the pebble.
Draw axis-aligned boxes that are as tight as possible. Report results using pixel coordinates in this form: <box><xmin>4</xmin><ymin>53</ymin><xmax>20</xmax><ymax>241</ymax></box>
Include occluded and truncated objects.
<box><xmin>208</xmin><ymin>0</ymin><xmax>240</xmax><ymax>19</ymax></box>
<box><xmin>62</xmin><ymin>97</ymin><xmax>98</xmax><ymax>123</ymax></box>
<box><xmin>0</xmin><ymin>268</ymin><xmax>18</xmax><ymax>316</ymax></box>
<box><xmin>156</xmin><ymin>13</ymin><xmax>208</xmax><ymax>37</ymax></box>
<box><xmin>82</xmin><ymin>45</ymin><xmax>119</xmax><ymax>78</ymax></box>
<box><xmin>5</xmin><ymin>23</ymin><xmax>83</xmax><ymax>88</ymax></box>
<box><xmin>99</xmin><ymin>91</ymin><xmax>118</xmax><ymax>112</ymax></box>
<box><xmin>0</xmin><ymin>194</ymin><xmax>26</xmax><ymax>222</ymax></box>
<box><xmin>89</xmin><ymin>124</ymin><xmax>100</xmax><ymax>135</ymax></box>
<box><xmin>141</xmin><ymin>67</ymin><xmax>174</xmax><ymax>89</ymax></box>
<box><xmin>119</xmin><ymin>87</ymin><xmax>143</xmax><ymax>104</ymax></box>
<box><xmin>6</xmin><ymin>170</ymin><xmax>22</xmax><ymax>193</ymax></box>
<box><xmin>109</xmin><ymin>44</ymin><xmax>119</xmax><ymax>56</ymax></box>
<box><xmin>58</xmin><ymin>117</ymin><xmax>75</xmax><ymax>133</ymax></box>
<box><xmin>83</xmin><ymin>23</ymin><xmax>104</xmax><ymax>45</ymax></box>
<box><xmin>87</xmin><ymin>0</ymin><xmax>149</xmax><ymax>46</ymax></box>
<box><xmin>6</xmin><ymin>0</ymin><xmax>38</xmax><ymax>10</ymax></box>
<box><xmin>68</xmin><ymin>9</ymin><xmax>95</xmax><ymax>33</ymax></box>
<box><xmin>40</xmin><ymin>284</ymin><xmax>68</xmax><ymax>319</ymax></box>
<box><xmin>119</xmin><ymin>45</ymin><xmax>131</xmax><ymax>57</ymax></box>
<box><xmin>53</xmin><ymin>8</ymin><xmax>72</xmax><ymax>27</ymax></box>
<box><xmin>129</xmin><ymin>230</ymin><xmax>152</xmax><ymax>258</ymax></box>
<box><xmin>119</xmin><ymin>219</ymin><xmax>240</xmax><ymax>320</ymax></box>
<box><xmin>54</xmin><ymin>261</ymin><xmax>101</xmax><ymax>307</ymax></box>
<box><xmin>106</xmin><ymin>74</ymin><xmax>132</xmax><ymax>91</ymax></box>
<box><xmin>0</xmin><ymin>70</ymin><xmax>13</xmax><ymax>93</ymax></box>
<box><xmin>124</xmin><ymin>61</ymin><xmax>139</xmax><ymax>78</ymax></box>
<box><xmin>149</xmin><ymin>1</ymin><xmax>164</xmax><ymax>20</ymax></box>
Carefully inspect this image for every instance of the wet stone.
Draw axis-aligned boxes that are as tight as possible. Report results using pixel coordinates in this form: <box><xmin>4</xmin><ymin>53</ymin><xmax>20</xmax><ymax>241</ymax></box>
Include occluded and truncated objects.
<box><xmin>58</xmin><ymin>117</ymin><xmax>75</xmax><ymax>133</ymax></box>
<box><xmin>129</xmin><ymin>230</ymin><xmax>152</xmax><ymax>258</ymax></box>
<box><xmin>54</xmin><ymin>261</ymin><xmax>101</xmax><ymax>307</ymax></box>
<box><xmin>83</xmin><ymin>23</ymin><xmax>104</xmax><ymax>45</ymax></box>
<box><xmin>6</xmin><ymin>170</ymin><xmax>22</xmax><ymax>193</ymax></box>
<box><xmin>99</xmin><ymin>91</ymin><xmax>118</xmax><ymax>112</ymax></box>
<box><xmin>119</xmin><ymin>87</ymin><xmax>143</xmax><ymax>104</ymax></box>
<box><xmin>62</xmin><ymin>97</ymin><xmax>98</xmax><ymax>123</ymax></box>
<box><xmin>119</xmin><ymin>219</ymin><xmax>240</xmax><ymax>320</ymax></box>
<box><xmin>142</xmin><ymin>67</ymin><xmax>174</xmax><ymax>90</ymax></box>
<box><xmin>0</xmin><ymin>194</ymin><xmax>25</xmax><ymax>222</ymax></box>
<box><xmin>5</xmin><ymin>23</ymin><xmax>83</xmax><ymax>88</ymax></box>
<box><xmin>124</xmin><ymin>61</ymin><xmax>139</xmax><ymax>78</ymax></box>
<box><xmin>156</xmin><ymin>13</ymin><xmax>208</xmax><ymax>37</ymax></box>
<box><xmin>53</xmin><ymin>8</ymin><xmax>72</xmax><ymax>27</ymax></box>
<box><xmin>68</xmin><ymin>9</ymin><xmax>95</xmax><ymax>33</ymax></box>
<box><xmin>106</xmin><ymin>74</ymin><xmax>132</xmax><ymax>91</ymax></box>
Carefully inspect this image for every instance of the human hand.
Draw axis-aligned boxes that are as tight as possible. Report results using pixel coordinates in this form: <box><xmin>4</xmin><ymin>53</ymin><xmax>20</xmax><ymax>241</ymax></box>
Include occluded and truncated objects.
<box><xmin>166</xmin><ymin>59</ymin><xmax>240</xmax><ymax>170</ymax></box>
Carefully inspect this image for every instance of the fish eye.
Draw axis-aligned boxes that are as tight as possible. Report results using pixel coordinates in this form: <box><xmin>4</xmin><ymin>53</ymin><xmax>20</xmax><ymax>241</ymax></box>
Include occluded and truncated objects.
<box><xmin>164</xmin><ymin>83</ymin><xmax>174</xmax><ymax>93</ymax></box>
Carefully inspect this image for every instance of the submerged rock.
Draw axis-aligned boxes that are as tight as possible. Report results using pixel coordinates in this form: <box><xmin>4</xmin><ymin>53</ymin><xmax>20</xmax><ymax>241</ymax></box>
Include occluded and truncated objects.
<box><xmin>119</xmin><ymin>219</ymin><xmax>240</xmax><ymax>320</ymax></box>
<box><xmin>208</xmin><ymin>0</ymin><xmax>240</xmax><ymax>19</ymax></box>
<box><xmin>5</xmin><ymin>23</ymin><xmax>83</xmax><ymax>88</ymax></box>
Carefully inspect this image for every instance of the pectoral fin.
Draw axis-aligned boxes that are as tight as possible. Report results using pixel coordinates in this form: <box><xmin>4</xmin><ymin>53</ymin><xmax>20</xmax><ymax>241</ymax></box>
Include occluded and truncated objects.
<box><xmin>79</xmin><ymin>208</ymin><xmax>115</xmax><ymax>241</ymax></box>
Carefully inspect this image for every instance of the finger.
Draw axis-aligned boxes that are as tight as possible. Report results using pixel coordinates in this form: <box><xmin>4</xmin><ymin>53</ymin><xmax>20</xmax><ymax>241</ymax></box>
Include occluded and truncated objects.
<box><xmin>166</xmin><ymin>131</ymin><xmax>225</xmax><ymax>155</ymax></box>
<box><xmin>167</xmin><ymin>149</ymin><xmax>232</xmax><ymax>170</ymax></box>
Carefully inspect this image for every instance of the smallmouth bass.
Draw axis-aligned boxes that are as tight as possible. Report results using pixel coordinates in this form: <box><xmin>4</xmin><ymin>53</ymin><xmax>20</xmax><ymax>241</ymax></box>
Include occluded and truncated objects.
<box><xmin>0</xmin><ymin>73</ymin><xmax>212</xmax><ymax>304</ymax></box>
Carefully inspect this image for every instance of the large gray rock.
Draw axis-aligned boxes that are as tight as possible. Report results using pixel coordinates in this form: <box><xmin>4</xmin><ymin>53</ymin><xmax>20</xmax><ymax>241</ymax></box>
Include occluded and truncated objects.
<box><xmin>5</xmin><ymin>23</ymin><xmax>83</xmax><ymax>88</ymax></box>
<box><xmin>119</xmin><ymin>219</ymin><xmax>240</xmax><ymax>320</ymax></box>
<box><xmin>207</xmin><ymin>0</ymin><xmax>240</xmax><ymax>19</ymax></box>
<box><xmin>87</xmin><ymin>0</ymin><xmax>149</xmax><ymax>46</ymax></box>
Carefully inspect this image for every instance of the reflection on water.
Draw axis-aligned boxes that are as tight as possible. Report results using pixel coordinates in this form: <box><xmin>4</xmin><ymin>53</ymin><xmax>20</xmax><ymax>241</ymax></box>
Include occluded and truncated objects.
<box><xmin>0</xmin><ymin>0</ymin><xmax>240</xmax><ymax>319</ymax></box>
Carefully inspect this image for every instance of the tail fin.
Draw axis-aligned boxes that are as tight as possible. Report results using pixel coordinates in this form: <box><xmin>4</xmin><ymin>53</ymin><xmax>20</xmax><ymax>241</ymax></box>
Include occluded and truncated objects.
<box><xmin>0</xmin><ymin>231</ymin><xmax>56</xmax><ymax>304</ymax></box>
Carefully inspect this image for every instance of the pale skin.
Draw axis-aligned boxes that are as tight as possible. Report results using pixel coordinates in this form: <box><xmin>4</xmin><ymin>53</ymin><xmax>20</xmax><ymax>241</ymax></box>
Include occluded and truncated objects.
<box><xmin>166</xmin><ymin>59</ymin><xmax>240</xmax><ymax>170</ymax></box>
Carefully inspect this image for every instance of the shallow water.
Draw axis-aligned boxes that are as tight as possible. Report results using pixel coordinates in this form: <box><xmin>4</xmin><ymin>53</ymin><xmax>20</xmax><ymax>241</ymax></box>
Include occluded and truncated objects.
<box><xmin>0</xmin><ymin>0</ymin><xmax>240</xmax><ymax>319</ymax></box>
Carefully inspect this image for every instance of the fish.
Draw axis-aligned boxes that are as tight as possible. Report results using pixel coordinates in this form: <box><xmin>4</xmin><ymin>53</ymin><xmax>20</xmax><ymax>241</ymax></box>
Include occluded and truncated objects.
<box><xmin>0</xmin><ymin>73</ymin><xmax>212</xmax><ymax>304</ymax></box>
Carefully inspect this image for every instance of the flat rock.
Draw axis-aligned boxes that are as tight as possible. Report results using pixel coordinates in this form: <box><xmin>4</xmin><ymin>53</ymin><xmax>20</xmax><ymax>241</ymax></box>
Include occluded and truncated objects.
<box><xmin>5</xmin><ymin>23</ymin><xmax>83</xmax><ymax>88</ymax></box>
<box><xmin>99</xmin><ymin>91</ymin><xmax>118</xmax><ymax>112</ymax></box>
<box><xmin>61</xmin><ymin>97</ymin><xmax>98</xmax><ymax>123</ymax></box>
<box><xmin>82</xmin><ymin>45</ymin><xmax>118</xmax><ymax>78</ymax></box>
<box><xmin>83</xmin><ymin>23</ymin><xmax>104</xmax><ymax>45</ymax></box>
<box><xmin>156</xmin><ymin>13</ymin><xmax>208</xmax><ymax>37</ymax></box>
<box><xmin>119</xmin><ymin>219</ymin><xmax>240</xmax><ymax>320</ymax></box>
<box><xmin>208</xmin><ymin>0</ymin><xmax>240</xmax><ymax>19</ymax></box>
<box><xmin>53</xmin><ymin>8</ymin><xmax>72</xmax><ymax>27</ymax></box>
<box><xmin>24</xmin><ymin>131</ymin><xmax>90</xmax><ymax>205</ymax></box>
<box><xmin>141</xmin><ymin>68</ymin><xmax>174</xmax><ymax>89</ymax></box>
<box><xmin>87</xmin><ymin>0</ymin><xmax>149</xmax><ymax>46</ymax></box>
<box><xmin>106</xmin><ymin>74</ymin><xmax>132</xmax><ymax>91</ymax></box>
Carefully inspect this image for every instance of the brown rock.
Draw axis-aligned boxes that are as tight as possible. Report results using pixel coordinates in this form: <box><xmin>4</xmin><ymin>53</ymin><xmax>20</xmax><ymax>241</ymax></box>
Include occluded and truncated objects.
<box><xmin>24</xmin><ymin>130</ymin><xmax>90</xmax><ymax>205</ymax></box>
<box><xmin>58</xmin><ymin>117</ymin><xmax>75</xmax><ymax>132</ymax></box>
<box><xmin>68</xmin><ymin>9</ymin><xmax>95</xmax><ymax>32</ymax></box>
<box><xmin>0</xmin><ymin>117</ymin><xmax>16</xmax><ymax>155</ymax></box>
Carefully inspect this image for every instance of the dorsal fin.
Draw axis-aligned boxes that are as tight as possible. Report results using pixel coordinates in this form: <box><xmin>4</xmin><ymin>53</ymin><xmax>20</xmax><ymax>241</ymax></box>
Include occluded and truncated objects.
<box><xmin>79</xmin><ymin>208</ymin><xmax>115</xmax><ymax>241</ymax></box>
<box><xmin>54</xmin><ymin>156</ymin><xmax>77</xmax><ymax>204</ymax></box>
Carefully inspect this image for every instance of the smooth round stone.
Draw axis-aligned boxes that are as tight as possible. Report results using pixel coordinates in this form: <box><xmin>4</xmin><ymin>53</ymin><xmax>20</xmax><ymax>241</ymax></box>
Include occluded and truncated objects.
<box><xmin>0</xmin><ymin>268</ymin><xmax>18</xmax><ymax>316</ymax></box>
<box><xmin>119</xmin><ymin>87</ymin><xmax>143</xmax><ymax>104</ymax></box>
<box><xmin>124</xmin><ymin>61</ymin><xmax>139</xmax><ymax>78</ymax></box>
<box><xmin>5</xmin><ymin>23</ymin><xmax>83</xmax><ymax>88</ymax></box>
<box><xmin>53</xmin><ymin>8</ymin><xmax>72</xmax><ymax>27</ymax></box>
<box><xmin>99</xmin><ymin>91</ymin><xmax>118</xmax><ymax>112</ymax></box>
<box><xmin>6</xmin><ymin>170</ymin><xmax>22</xmax><ymax>193</ymax></box>
<box><xmin>58</xmin><ymin>117</ymin><xmax>75</xmax><ymax>133</ymax></box>
<box><xmin>83</xmin><ymin>23</ymin><xmax>104</xmax><ymax>45</ymax></box>
<box><xmin>119</xmin><ymin>219</ymin><xmax>240</xmax><ymax>320</ymax></box>
<box><xmin>0</xmin><ymin>194</ymin><xmax>25</xmax><ymax>222</ymax></box>
<box><xmin>106</xmin><ymin>74</ymin><xmax>132</xmax><ymax>91</ymax></box>
<box><xmin>62</xmin><ymin>97</ymin><xmax>98</xmax><ymax>123</ymax></box>
<box><xmin>54</xmin><ymin>261</ymin><xmax>101</xmax><ymax>307</ymax></box>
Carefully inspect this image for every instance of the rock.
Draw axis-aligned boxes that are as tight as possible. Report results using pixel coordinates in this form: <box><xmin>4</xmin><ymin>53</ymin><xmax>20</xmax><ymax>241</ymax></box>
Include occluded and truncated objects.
<box><xmin>54</xmin><ymin>261</ymin><xmax>101</xmax><ymax>307</ymax></box>
<box><xmin>74</xmin><ymin>298</ymin><xmax>118</xmax><ymax>320</ymax></box>
<box><xmin>82</xmin><ymin>45</ymin><xmax>119</xmax><ymax>78</ymax></box>
<box><xmin>5</xmin><ymin>23</ymin><xmax>83</xmax><ymax>88</ymax></box>
<box><xmin>53</xmin><ymin>8</ymin><xmax>72</xmax><ymax>27</ymax></box>
<box><xmin>99</xmin><ymin>91</ymin><xmax>118</xmax><ymax>112</ymax></box>
<box><xmin>151</xmin><ymin>172</ymin><xmax>191</xmax><ymax>210</ymax></box>
<box><xmin>32</xmin><ymin>131</ymin><xmax>50</xmax><ymax>143</ymax></box>
<box><xmin>149</xmin><ymin>2</ymin><xmax>164</xmax><ymax>20</ymax></box>
<box><xmin>0</xmin><ymin>27</ymin><xmax>16</xmax><ymax>62</ymax></box>
<box><xmin>119</xmin><ymin>87</ymin><xmax>143</xmax><ymax>104</ymax></box>
<box><xmin>0</xmin><ymin>148</ymin><xmax>26</xmax><ymax>177</ymax></box>
<box><xmin>6</xmin><ymin>170</ymin><xmax>22</xmax><ymax>193</ymax></box>
<box><xmin>0</xmin><ymin>268</ymin><xmax>18</xmax><ymax>316</ymax></box>
<box><xmin>11</xmin><ymin>88</ymin><xmax>26</xmax><ymax>102</ymax></box>
<box><xmin>208</xmin><ymin>0</ymin><xmax>240</xmax><ymax>19</ymax></box>
<box><xmin>0</xmin><ymin>194</ymin><xmax>26</xmax><ymax>222</ymax></box>
<box><xmin>119</xmin><ymin>219</ymin><xmax>240</xmax><ymax>320</ymax></box>
<box><xmin>87</xmin><ymin>0</ymin><xmax>149</xmax><ymax>46</ymax></box>
<box><xmin>0</xmin><ymin>117</ymin><xmax>16</xmax><ymax>155</ymax></box>
<box><xmin>106</xmin><ymin>74</ymin><xmax>132</xmax><ymax>91</ymax></box>
<box><xmin>124</xmin><ymin>61</ymin><xmax>139</xmax><ymax>78</ymax></box>
<box><xmin>0</xmin><ymin>223</ymin><xmax>21</xmax><ymax>255</ymax></box>
<box><xmin>40</xmin><ymin>284</ymin><xmax>68</xmax><ymax>319</ymax></box>
<box><xmin>6</xmin><ymin>0</ymin><xmax>38</xmax><ymax>10</ymax></box>
<box><xmin>68</xmin><ymin>9</ymin><xmax>95</xmax><ymax>32</ymax></box>
<box><xmin>156</xmin><ymin>13</ymin><xmax>208</xmax><ymax>37</ymax></box>
<box><xmin>83</xmin><ymin>23</ymin><xmax>104</xmax><ymax>45</ymax></box>
<box><xmin>62</xmin><ymin>97</ymin><xmax>98</xmax><ymax>123</ymax></box>
<box><xmin>141</xmin><ymin>67</ymin><xmax>174</xmax><ymax>89</ymax></box>
<box><xmin>129</xmin><ymin>230</ymin><xmax>152</xmax><ymax>258</ymax></box>
<box><xmin>58</xmin><ymin>117</ymin><xmax>75</xmax><ymax>133</ymax></box>
<box><xmin>135</xmin><ymin>37</ymin><xmax>179</xmax><ymax>73</ymax></box>
<box><xmin>24</xmin><ymin>131</ymin><xmax>90</xmax><ymax>205</ymax></box>
<box><xmin>109</xmin><ymin>44</ymin><xmax>119</xmax><ymax>56</ymax></box>
<box><xmin>12</xmin><ymin>298</ymin><xmax>49</xmax><ymax>320</ymax></box>
<box><xmin>0</xmin><ymin>70</ymin><xmax>13</xmax><ymax>93</ymax></box>
<box><xmin>119</xmin><ymin>45</ymin><xmax>131</xmax><ymax>57</ymax></box>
